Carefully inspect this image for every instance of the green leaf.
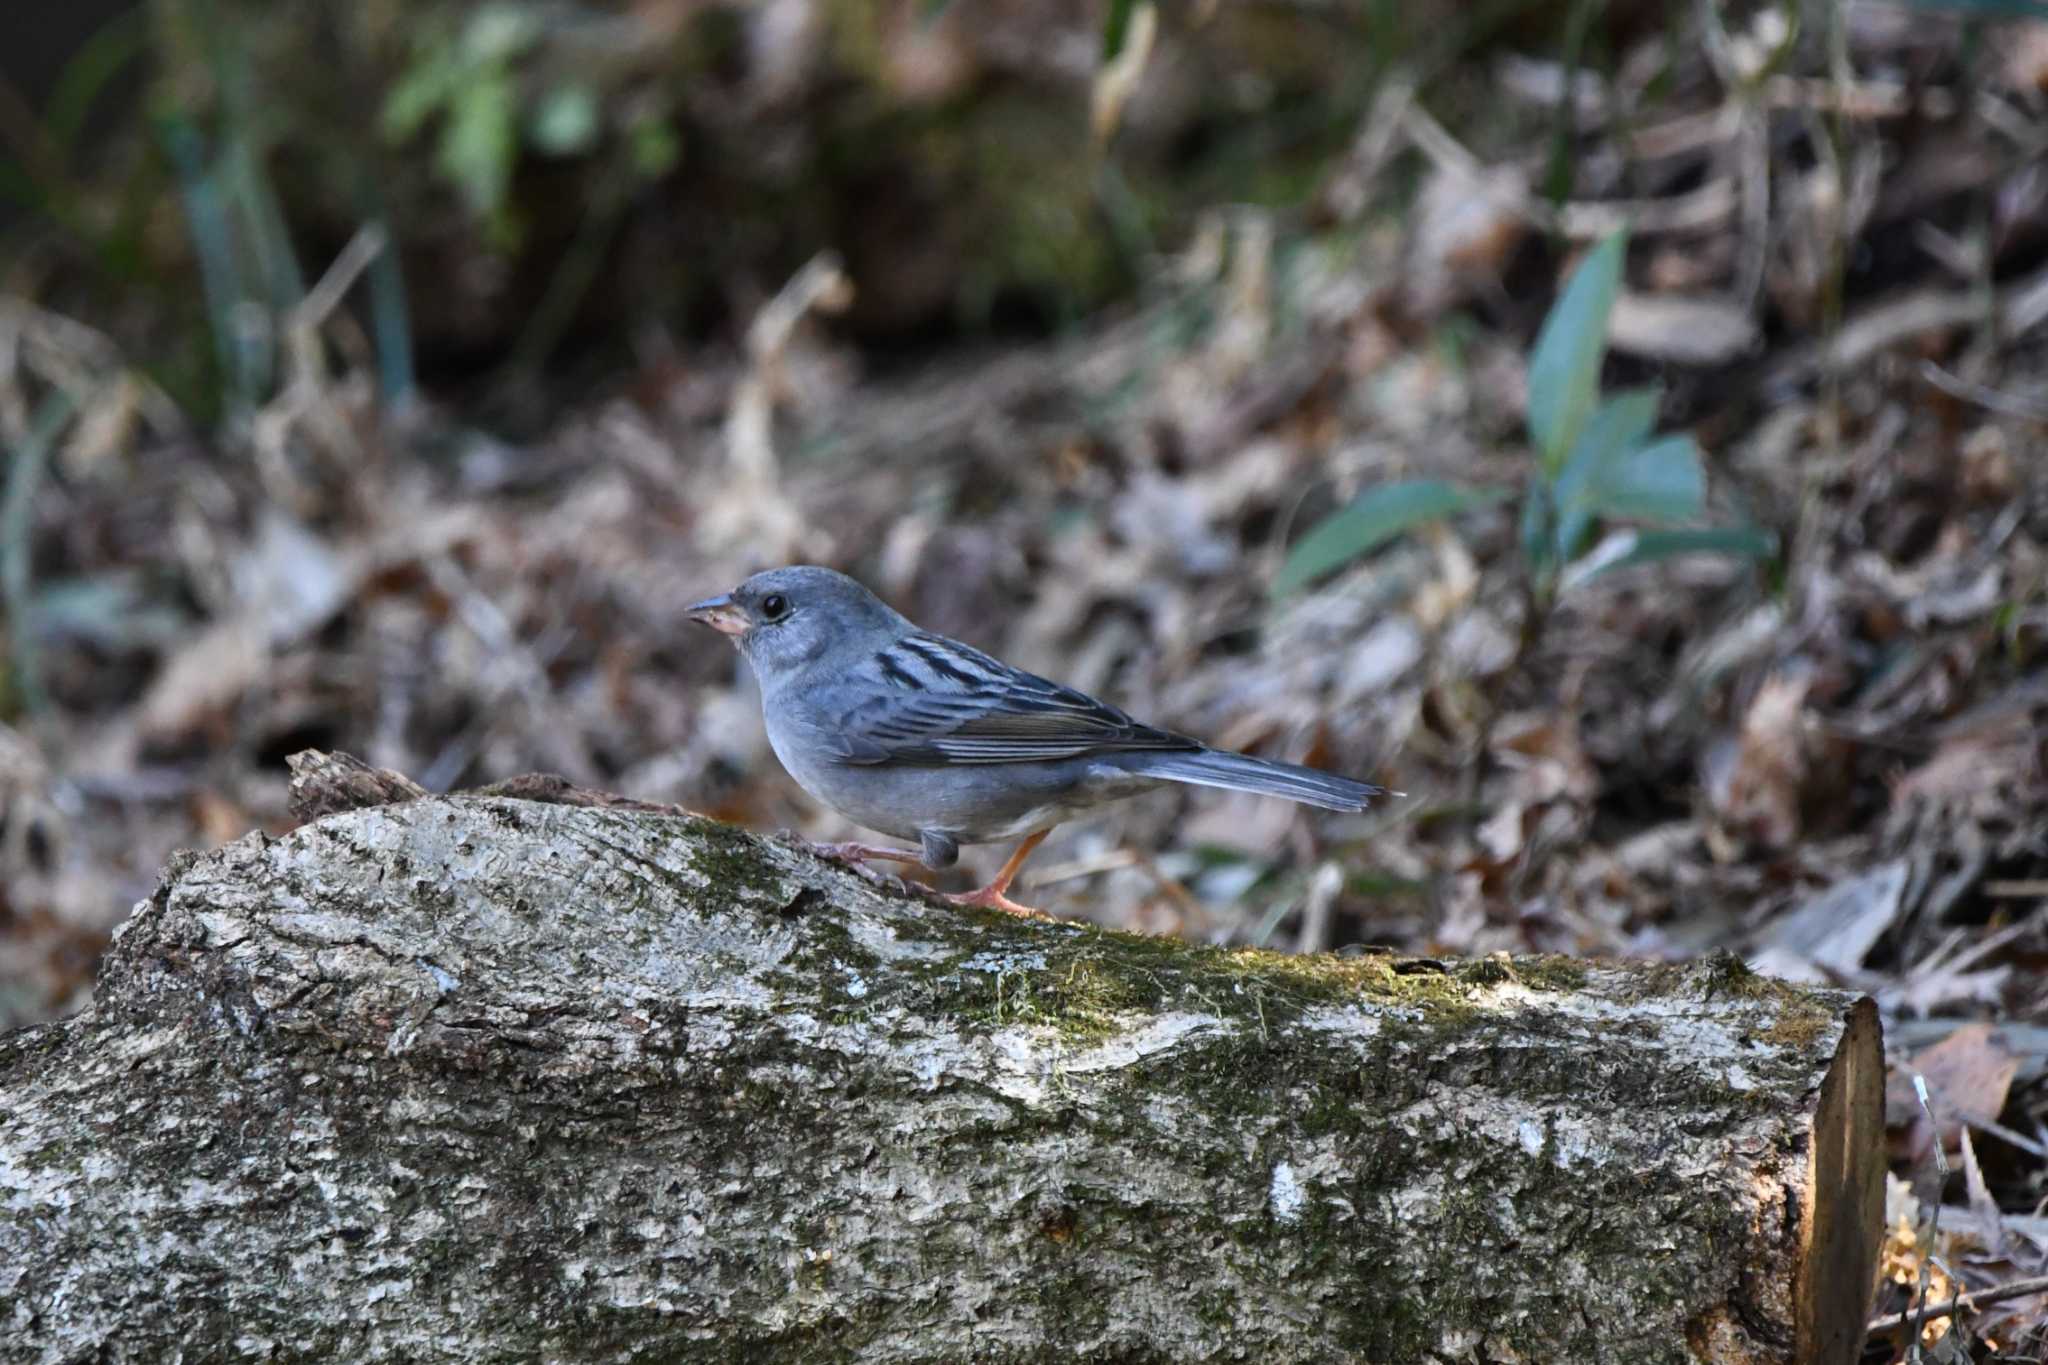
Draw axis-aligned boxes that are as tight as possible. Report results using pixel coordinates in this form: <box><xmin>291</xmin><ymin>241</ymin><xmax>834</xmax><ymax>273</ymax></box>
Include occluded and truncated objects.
<box><xmin>439</xmin><ymin>70</ymin><xmax>519</xmax><ymax>217</ymax></box>
<box><xmin>1563</xmin><ymin>526</ymin><xmax>1775</xmax><ymax>589</ymax></box>
<box><xmin>382</xmin><ymin>54</ymin><xmax>462</xmax><ymax>141</ymax></box>
<box><xmin>629</xmin><ymin>117</ymin><xmax>682</xmax><ymax>179</ymax></box>
<box><xmin>1551</xmin><ymin>385</ymin><xmax>1661</xmax><ymax>558</ymax></box>
<box><xmin>0</xmin><ymin>156</ymin><xmax>44</xmax><ymax>210</ymax></box>
<box><xmin>531</xmin><ymin>85</ymin><xmax>600</xmax><ymax>156</ymax></box>
<box><xmin>46</xmin><ymin>8</ymin><xmax>148</xmax><ymax>155</ymax></box>
<box><xmin>1102</xmin><ymin>0</ymin><xmax>1138</xmax><ymax>60</ymax></box>
<box><xmin>463</xmin><ymin>3</ymin><xmax>541</xmax><ymax>62</ymax></box>
<box><xmin>1586</xmin><ymin>433</ymin><xmax>1705</xmax><ymax>525</ymax></box>
<box><xmin>1526</xmin><ymin>229</ymin><xmax>1627</xmax><ymax>475</ymax></box>
<box><xmin>1275</xmin><ymin>480</ymin><xmax>1508</xmax><ymax>595</ymax></box>
<box><xmin>1519</xmin><ymin>473</ymin><xmax>1555</xmax><ymax>572</ymax></box>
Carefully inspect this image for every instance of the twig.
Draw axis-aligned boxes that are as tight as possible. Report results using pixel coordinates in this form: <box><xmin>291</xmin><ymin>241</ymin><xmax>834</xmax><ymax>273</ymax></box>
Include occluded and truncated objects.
<box><xmin>507</xmin><ymin>180</ymin><xmax>626</xmax><ymax>380</ymax></box>
<box><xmin>1762</xmin><ymin>74</ymin><xmax>1957</xmax><ymax>121</ymax></box>
<box><xmin>1295</xmin><ymin>861</ymin><xmax>1344</xmax><ymax>955</ymax></box>
<box><xmin>1128</xmin><ymin>849</ymin><xmax>1210</xmax><ymax>936</ymax></box>
<box><xmin>1403</xmin><ymin>102</ymin><xmax>1737</xmax><ymax>242</ymax></box>
<box><xmin>1029</xmin><ymin>850</ymin><xmax>1142</xmax><ymax>886</ymax></box>
<box><xmin>1319</xmin><ymin>73</ymin><xmax>1416</xmax><ymax>223</ymax></box>
<box><xmin>1869</xmin><ymin>1273</ymin><xmax>2048</xmax><ymax>1336</ymax></box>
<box><xmin>1972</xmin><ymin>1116</ymin><xmax>2048</xmax><ymax>1163</ymax></box>
<box><xmin>1919</xmin><ymin>361</ymin><xmax>2048</xmax><ymax>422</ymax></box>
<box><xmin>1554</xmin><ymin>178</ymin><xmax>1737</xmax><ymax>240</ymax></box>
<box><xmin>250</xmin><ymin>227</ymin><xmax>391</xmax><ymax>513</ymax></box>
<box><xmin>1764</xmin><ymin>258</ymin><xmax>2048</xmax><ymax>387</ymax></box>
<box><xmin>713</xmin><ymin>252</ymin><xmax>852</xmax><ymax>557</ymax></box>
<box><xmin>286</xmin><ymin>222</ymin><xmax>388</xmax><ymax>338</ymax></box>
<box><xmin>1904</xmin><ymin>1075</ymin><xmax>1952</xmax><ymax>1361</ymax></box>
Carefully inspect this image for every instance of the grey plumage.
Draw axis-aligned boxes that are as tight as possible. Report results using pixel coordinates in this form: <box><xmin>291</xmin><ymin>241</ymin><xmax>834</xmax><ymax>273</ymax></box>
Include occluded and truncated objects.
<box><xmin>687</xmin><ymin>565</ymin><xmax>1390</xmax><ymax>911</ymax></box>
<box><xmin>1127</xmin><ymin>749</ymin><xmax>1381</xmax><ymax>812</ymax></box>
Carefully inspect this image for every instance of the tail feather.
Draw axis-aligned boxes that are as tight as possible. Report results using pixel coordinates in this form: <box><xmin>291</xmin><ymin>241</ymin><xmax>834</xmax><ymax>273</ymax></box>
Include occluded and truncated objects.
<box><xmin>1139</xmin><ymin>749</ymin><xmax>1390</xmax><ymax>813</ymax></box>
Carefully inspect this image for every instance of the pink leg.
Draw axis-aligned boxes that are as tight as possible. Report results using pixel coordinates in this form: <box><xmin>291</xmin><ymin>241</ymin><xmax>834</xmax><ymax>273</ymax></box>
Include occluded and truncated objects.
<box><xmin>944</xmin><ymin>830</ymin><xmax>1053</xmax><ymax>918</ymax></box>
<box><xmin>812</xmin><ymin>841</ymin><xmax>927</xmax><ymax>867</ymax></box>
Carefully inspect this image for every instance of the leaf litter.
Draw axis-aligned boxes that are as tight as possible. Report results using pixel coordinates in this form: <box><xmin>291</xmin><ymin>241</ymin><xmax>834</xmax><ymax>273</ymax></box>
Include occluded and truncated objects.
<box><xmin>3</xmin><ymin>6</ymin><xmax>2048</xmax><ymax>1356</ymax></box>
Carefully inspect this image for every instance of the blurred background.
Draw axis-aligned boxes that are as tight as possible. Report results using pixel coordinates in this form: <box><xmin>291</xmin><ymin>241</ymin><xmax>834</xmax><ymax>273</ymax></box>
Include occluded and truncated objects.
<box><xmin>3</xmin><ymin>0</ymin><xmax>2048</xmax><ymax>1345</ymax></box>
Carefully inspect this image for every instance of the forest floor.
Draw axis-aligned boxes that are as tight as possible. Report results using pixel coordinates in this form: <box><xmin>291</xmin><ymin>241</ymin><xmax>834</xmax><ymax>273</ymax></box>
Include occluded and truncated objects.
<box><xmin>2</xmin><ymin>3</ymin><xmax>2046</xmax><ymax>1355</ymax></box>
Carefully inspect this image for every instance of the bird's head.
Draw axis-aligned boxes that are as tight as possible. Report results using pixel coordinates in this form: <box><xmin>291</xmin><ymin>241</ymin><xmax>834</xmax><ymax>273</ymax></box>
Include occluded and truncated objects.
<box><xmin>687</xmin><ymin>565</ymin><xmax>906</xmax><ymax>679</ymax></box>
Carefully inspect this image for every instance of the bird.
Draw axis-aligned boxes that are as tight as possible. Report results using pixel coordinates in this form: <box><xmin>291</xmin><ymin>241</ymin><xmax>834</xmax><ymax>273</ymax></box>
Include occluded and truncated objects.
<box><xmin>687</xmin><ymin>566</ymin><xmax>1389</xmax><ymax>916</ymax></box>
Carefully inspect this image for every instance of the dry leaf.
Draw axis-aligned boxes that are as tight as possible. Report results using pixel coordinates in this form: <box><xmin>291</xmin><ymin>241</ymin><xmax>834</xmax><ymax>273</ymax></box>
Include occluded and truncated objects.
<box><xmin>1887</xmin><ymin>1023</ymin><xmax>2020</xmax><ymax>1159</ymax></box>
<box><xmin>1090</xmin><ymin>2</ymin><xmax>1158</xmax><ymax>144</ymax></box>
<box><xmin>1400</xmin><ymin>162</ymin><xmax>1530</xmax><ymax>318</ymax></box>
<box><xmin>2000</xmin><ymin>21</ymin><xmax>2048</xmax><ymax>94</ymax></box>
<box><xmin>1958</xmin><ymin>1127</ymin><xmax>2008</xmax><ymax>1263</ymax></box>
<box><xmin>1705</xmin><ymin>672</ymin><xmax>1814</xmax><ymax>850</ymax></box>
<box><xmin>1606</xmin><ymin>292</ymin><xmax>1759</xmax><ymax>365</ymax></box>
<box><xmin>1877</xmin><ymin>1173</ymin><xmax>1960</xmax><ymax>1346</ymax></box>
<box><xmin>1748</xmin><ymin>860</ymin><xmax>1907</xmax><ymax>983</ymax></box>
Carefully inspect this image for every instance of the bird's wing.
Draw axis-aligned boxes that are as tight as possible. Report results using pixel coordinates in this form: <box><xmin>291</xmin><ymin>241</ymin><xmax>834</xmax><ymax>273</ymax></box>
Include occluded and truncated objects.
<box><xmin>827</xmin><ymin>632</ymin><xmax>1200</xmax><ymax>766</ymax></box>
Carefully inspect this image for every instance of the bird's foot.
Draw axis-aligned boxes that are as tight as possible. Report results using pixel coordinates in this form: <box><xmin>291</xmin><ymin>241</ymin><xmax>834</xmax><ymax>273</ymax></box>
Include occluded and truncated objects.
<box><xmin>780</xmin><ymin>833</ymin><xmax>915</xmax><ymax>868</ymax></box>
<box><xmin>781</xmin><ymin>834</ymin><xmax>923</xmax><ymax>891</ymax></box>
<box><xmin>943</xmin><ymin>884</ymin><xmax>1053</xmax><ymax>920</ymax></box>
<box><xmin>816</xmin><ymin>839</ymin><xmax>926</xmax><ymax>866</ymax></box>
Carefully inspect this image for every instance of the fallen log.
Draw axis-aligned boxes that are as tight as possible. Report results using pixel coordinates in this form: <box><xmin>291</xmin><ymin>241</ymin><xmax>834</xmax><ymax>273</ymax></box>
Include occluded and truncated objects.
<box><xmin>0</xmin><ymin>756</ymin><xmax>1882</xmax><ymax>1364</ymax></box>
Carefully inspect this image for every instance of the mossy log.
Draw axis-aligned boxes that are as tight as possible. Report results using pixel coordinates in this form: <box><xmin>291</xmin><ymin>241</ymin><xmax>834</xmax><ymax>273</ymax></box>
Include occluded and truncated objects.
<box><xmin>0</xmin><ymin>756</ymin><xmax>1882</xmax><ymax>1364</ymax></box>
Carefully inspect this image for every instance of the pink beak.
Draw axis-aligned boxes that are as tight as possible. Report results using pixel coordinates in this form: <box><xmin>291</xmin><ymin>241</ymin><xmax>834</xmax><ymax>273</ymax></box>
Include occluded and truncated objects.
<box><xmin>686</xmin><ymin>593</ymin><xmax>750</xmax><ymax>637</ymax></box>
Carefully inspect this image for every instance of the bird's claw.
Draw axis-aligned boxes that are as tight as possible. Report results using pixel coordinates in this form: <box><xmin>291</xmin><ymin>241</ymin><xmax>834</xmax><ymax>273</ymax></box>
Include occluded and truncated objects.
<box><xmin>943</xmin><ymin>886</ymin><xmax>1052</xmax><ymax>920</ymax></box>
<box><xmin>780</xmin><ymin>833</ymin><xmax>918</xmax><ymax>894</ymax></box>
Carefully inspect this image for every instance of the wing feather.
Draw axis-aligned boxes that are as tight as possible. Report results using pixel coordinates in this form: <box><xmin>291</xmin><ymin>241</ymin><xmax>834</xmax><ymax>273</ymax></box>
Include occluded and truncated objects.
<box><xmin>828</xmin><ymin>632</ymin><xmax>1200</xmax><ymax>766</ymax></box>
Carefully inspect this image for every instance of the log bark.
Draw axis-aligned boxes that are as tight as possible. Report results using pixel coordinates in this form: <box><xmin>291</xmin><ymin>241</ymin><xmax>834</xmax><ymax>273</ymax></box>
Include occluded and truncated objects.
<box><xmin>1</xmin><ymin>764</ymin><xmax>1883</xmax><ymax>1364</ymax></box>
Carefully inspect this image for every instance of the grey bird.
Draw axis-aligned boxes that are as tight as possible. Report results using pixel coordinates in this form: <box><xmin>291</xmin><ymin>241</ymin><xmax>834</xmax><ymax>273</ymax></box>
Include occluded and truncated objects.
<box><xmin>687</xmin><ymin>566</ymin><xmax>1388</xmax><ymax>915</ymax></box>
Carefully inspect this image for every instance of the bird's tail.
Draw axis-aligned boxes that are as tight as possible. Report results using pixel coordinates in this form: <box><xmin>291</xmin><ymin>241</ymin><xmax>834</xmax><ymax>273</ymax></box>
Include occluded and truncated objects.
<box><xmin>1139</xmin><ymin>748</ymin><xmax>1391</xmax><ymax>813</ymax></box>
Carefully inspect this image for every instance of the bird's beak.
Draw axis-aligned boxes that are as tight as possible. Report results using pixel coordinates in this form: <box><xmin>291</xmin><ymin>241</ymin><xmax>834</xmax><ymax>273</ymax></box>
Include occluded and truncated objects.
<box><xmin>686</xmin><ymin>592</ymin><xmax>750</xmax><ymax>637</ymax></box>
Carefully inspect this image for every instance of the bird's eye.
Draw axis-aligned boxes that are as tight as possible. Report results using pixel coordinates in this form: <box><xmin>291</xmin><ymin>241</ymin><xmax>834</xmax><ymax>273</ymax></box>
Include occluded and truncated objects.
<box><xmin>761</xmin><ymin>594</ymin><xmax>790</xmax><ymax>620</ymax></box>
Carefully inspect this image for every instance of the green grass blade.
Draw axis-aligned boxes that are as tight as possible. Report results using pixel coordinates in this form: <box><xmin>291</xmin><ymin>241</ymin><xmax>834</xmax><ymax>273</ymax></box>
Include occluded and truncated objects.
<box><xmin>45</xmin><ymin>8</ymin><xmax>149</xmax><ymax>154</ymax></box>
<box><xmin>1102</xmin><ymin>0</ymin><xmax>1138</xmax><ymax>60</ymax></box>
<box><xmin>366</xmin><ymin>215</ymin><xmax>416</xmax><ymax>407</ymax></box>
<box><xmin>160</xmin><ymin>115</ymin><xmax>254</xmax><ymax>411</ymax></box>
<box><xmin>2</xmin><ymin>391</ymin><xmax>77</xmax><ymax>717</ymax></box>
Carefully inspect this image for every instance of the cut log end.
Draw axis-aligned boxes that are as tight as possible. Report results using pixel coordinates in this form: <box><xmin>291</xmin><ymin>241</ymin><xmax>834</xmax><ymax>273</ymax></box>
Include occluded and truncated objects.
<box><xmin>1799</xmin><ymin>997</ymin><xmax>1887</xmax><ymax>1365</ymax></box>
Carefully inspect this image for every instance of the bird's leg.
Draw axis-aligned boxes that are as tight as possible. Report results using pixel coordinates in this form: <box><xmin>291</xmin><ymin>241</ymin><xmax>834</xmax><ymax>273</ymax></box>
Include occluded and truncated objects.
<box><xmin>812</xmin><ymin>841</ymin><xmax>928</xmax><ymax>867</ymax></box>
<box><xmin>945</xmin><ymin>830</ymin><xmax>1052</xmax><ymax>918</ymax></box>
<box><xmin>780</xmin><ymin>835</ymin><xmax>925</xmax><ymax>888</ymax></box>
